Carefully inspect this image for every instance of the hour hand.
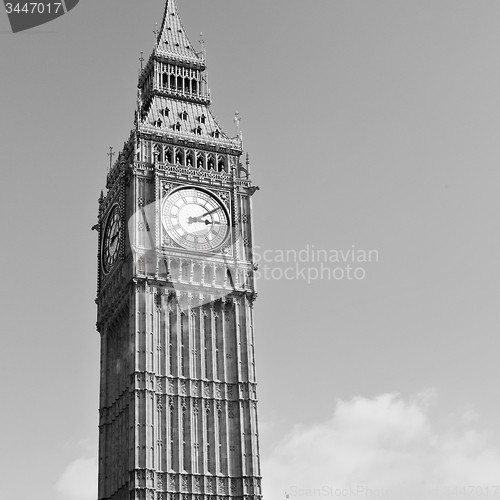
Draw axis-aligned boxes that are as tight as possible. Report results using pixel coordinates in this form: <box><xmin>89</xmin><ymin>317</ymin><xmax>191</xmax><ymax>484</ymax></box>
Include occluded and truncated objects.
<box><xmin>202</xmin><ymin>220</ymin><xmax>225</xmax><ymax>225</ymax></box>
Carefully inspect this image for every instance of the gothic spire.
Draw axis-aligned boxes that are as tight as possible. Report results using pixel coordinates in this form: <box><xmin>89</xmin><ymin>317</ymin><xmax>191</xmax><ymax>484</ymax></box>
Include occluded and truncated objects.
<box><xmin>155</xmin><ymin>0</ymin><xmax>202</xmax><ymax>63</ymax></box>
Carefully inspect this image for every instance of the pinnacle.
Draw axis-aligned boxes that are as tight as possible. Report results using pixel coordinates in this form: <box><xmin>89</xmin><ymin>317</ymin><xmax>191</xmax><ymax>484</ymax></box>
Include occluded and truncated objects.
<box><xmin>155</xmin><ymin>0</ymin><xmax>201</xmax><ymax>62</ymax></box>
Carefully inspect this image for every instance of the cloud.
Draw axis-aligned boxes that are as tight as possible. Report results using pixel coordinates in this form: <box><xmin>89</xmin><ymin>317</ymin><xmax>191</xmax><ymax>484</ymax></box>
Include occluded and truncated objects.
<box><xmin>261</xmin><ymin>390</ymin><xmax>500</xmax><ymax>500</ymax></box>
<box><xmin>56</xmin><ymin>457</ymin><xmax>97</xmax><ymax>500</ymax></box>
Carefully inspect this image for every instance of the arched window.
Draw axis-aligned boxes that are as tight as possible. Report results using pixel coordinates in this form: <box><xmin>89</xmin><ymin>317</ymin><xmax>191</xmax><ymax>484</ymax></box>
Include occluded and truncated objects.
<box><xmin>181</xmin><ymin>110</ymin><xmax>188</xmax><ymax>120</ymax></box>
<box><xmin>156</xmin><ymin>145</ymin><xmax>164</xmax><ymax>162</ymax></box>
<box><xmin>217</xmin><ymin>156</ymin><xmax>227</xmax><ymax>172</ymax></box>
<box><xmin>165</xmin><ymin>147</ymin><xmax>173</xmax><ymax>163</ymax></box>
<box><xmin>215</xmin><ymin>267</ymin><xmax>225</xmax><ymax>286</ymax></box>
<box><xmin>196</xmin><ymin>153</ymin><xmax>204</xmax><ymax>169</ymax></box>
<box><xmin>181</xmin><ymin>261</ymin><xmax>190</xmax><ymax>281</ymax></box>
<box><xmin>170</xmin><ymin>260</ymin><xmax>179</xmax><ymax>280</ymax></box>
<box><xmin>213</xmin><ymin>129</ymin><xmax>221</xmax><ymax>139</ymax></box>
<box><xmin>186</xmin><ymin>151</ymin><xmax>194</xmax><ymax>167</ymax></box>
<box><xmin>137</xmin><ymin>257</ymin><xmax>145</xmax><ymax>275</ymax></box>
<box><xmin>184</xmin><ymin>77</ymin><xmax>190</xmax><ymax>93</ymax></box>
<box><xmin>169</xmin><ymin>74</ymin><xmax>176</xmax><ymax>89</ymax></box>
<box><xmin>195</xmin><ymin>126</ymin><xmax>202</xmax><ymax>136</ymax></box>
<box><xmin>162</xmin><ymin>73</ymin><xmax>168</xmax><ymax>87</ymax></box>
<box><xmin>173</xmin><ymin>122</ymin><xmax>181</xmax><ymax>131</ymax></box>
<box><xmin>177</xmin><ymin>76</ymin><xmax>183</xmax><ymax>89</ymax></box>
<box><xmin>175</xmin><ymin>148</ymin><xmax>184</xmax><ymax>165</ymax></box>
<box><xmin>199</xmin><ymin>114</ymin><xmax>206</xmax><ymax>124</ymax></box>
<box><xmin>207</xmin><ymin>154</ymin><xmax>215</xmax><ymax>170</ymax></box>
<box><xmin>193</xmin><ymin>264</ymin><xmax>202</xmax><ymax>283</ymax></box>
<box><xmin>192</xmin><ymin>80</ymin><xmax>198</xmax><ymax>94</ymax></box>
<box><xmin>204</xmin><ymin>265</ymin><xmax>212</xmax><ymax>285</ymax></box>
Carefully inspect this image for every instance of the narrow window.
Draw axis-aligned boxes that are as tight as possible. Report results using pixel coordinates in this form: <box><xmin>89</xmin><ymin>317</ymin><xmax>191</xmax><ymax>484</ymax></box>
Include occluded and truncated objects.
<box><xmin>175</xmin><ymin>148</ymin><xmax>184</xmax><ymax>164</ymax></box>
<box><xmin>217</xmin><ymin>156</ymin><xmax>226</xmax><ymax>172</ymax></box>
<box><xmin>165</xmin><ymin>147</ymin><xmax>173</xmax><ymax>163</ymax></box>
<box><xmin>196</xmin><ymin>153</ymin><xmax>204</xmax><ymax>169</ymax></box>
<box><xmin>207</xmin><ymin>155</ymin><xmax>215</xmax><ymax>170</ymax></box>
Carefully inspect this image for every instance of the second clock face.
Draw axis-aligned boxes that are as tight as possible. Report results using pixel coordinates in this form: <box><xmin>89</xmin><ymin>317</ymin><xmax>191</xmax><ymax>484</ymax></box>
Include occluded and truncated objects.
<box><xmin>103</xmin><ymin>207</ymin><xmax>121</xmax><ymax>273</ymax></box>
<box><xmin>162</xmin><ymin>187</ymin><xmax>230</xmax><ymax>251</ymax></box>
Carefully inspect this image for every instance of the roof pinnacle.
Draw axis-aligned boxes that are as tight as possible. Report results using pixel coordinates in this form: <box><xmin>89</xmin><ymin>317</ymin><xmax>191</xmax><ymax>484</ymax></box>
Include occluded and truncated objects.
<box><xmin>155</xmin><ymin>0</ymin><xmax>201</xmax><ymax>62</ymax></box>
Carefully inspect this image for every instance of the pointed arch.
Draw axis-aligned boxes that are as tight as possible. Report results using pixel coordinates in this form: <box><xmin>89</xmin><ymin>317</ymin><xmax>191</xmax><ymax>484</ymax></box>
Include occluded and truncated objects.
<box><xmin>203</xmin><ymin>265</ymin><xmax>213</xmax><ymax>285</ymax></box>
<box><xmin>196</xmin><ymin>152</ymin><xmax>205</xmax><ymax>169</ymax></box>
<box><xmin>175</xmin><ymin>148</ymin><xmax>184</xmax><ymax>165</ymax></box>
<box><xmin>207</xmin><ymin>153</ymin><xmax>215</xmax><ymax>170</ymax></box>
<box><xmin>165</xmin><ymin>147</ymin><xmax>173</xmax><ymax>164</ymax></box>
<box><xmin>217</xmin><ymin>155</ymin><xmax>227</xmax><ymax>173</ymax></box>
<box><xmin>186</xmin><ymin>150</ymin><xmax>194</xmax><ymax>167</ymax></box>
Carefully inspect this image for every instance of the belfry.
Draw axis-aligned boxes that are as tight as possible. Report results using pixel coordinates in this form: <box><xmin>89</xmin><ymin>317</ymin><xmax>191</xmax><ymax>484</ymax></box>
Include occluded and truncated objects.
<box><xmin>95</xmin><ymin>1</ymin><xmax>262</xmax><ymax>499</ymax></box>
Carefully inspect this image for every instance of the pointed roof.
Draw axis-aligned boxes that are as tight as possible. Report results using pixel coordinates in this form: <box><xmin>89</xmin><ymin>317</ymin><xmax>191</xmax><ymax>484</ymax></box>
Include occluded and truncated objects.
<box><xmin>155</xmin><ymin>0</ymin><xmax>202</xmax><ymax>64</ymax></box>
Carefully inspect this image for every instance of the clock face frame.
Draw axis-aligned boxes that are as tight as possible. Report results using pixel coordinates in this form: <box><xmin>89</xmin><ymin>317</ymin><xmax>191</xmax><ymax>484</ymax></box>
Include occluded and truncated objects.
<box><xmin>102</xmin><ymin>206</ymin><xmax>121</xmax><ymax>273</ymax></box>
<box><xmin>162</xmin><ymin>187</ymin><xmax>230</xmax><ymax>252</ymax></box>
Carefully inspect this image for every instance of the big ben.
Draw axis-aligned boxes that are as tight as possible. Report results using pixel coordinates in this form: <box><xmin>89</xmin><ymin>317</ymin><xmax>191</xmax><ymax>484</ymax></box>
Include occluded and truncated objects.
<box><xmin>95</xmin><ymin>2</ymin><xmax>262</xmax><ymax>499</ymax></box>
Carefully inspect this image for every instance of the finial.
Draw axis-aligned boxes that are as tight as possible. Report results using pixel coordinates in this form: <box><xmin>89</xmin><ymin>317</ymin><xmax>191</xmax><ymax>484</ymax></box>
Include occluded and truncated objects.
<box><xmin>243</xmin><ymin>152</ymin><xmax>251</xmax><ymax>179</ymax></box>
<box><xmin>139</xmin><ymin>51</ymin><xmax>144</xmax><ymax>72</ymax></box>
<box><xmin>234</xmin><ymin>111</ymin><xmax>242</xmax><ymax>141</ymax></box>
<box><xmin>107</xmin><ymin>147</ymin><xmax>115</xmax><ymax>173</ymax></box>
<box><xmin>199</xmin><ymin>32</ymin><xmax>205</xmax><ymax>59</ymax></box>
<box><xmin>153</xmin><ymin>22</ymin><xmax>159</xmax><ymax>43</ymax></box>
<box><xmin>234</xmin><ymin>110</ymin><xmax>241</xmax><ymax>131</ymax></box>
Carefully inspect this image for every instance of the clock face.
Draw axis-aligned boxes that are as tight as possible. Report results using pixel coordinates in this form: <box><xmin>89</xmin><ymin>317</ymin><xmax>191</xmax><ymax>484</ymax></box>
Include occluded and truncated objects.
<box><xmin>103</xmin><ymin>207</ymin><xmax>121</xmax><ymax>272</ymax></box>
<box><xmin>162</xmin><ymin>187</ymin><xmax>230</xmax><ymax>251</ymax></box>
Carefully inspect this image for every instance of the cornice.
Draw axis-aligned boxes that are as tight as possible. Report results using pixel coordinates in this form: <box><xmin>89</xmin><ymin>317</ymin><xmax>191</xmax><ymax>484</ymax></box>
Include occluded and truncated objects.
<box><xmin>153</xmin><ymin>48</ymin><xmax>205</xmax><ymax>69</ymax></box>
<box><xmin>137</xmin><ymin>126</ymin><xmax>242</xmax><ymax>154</ymax></box>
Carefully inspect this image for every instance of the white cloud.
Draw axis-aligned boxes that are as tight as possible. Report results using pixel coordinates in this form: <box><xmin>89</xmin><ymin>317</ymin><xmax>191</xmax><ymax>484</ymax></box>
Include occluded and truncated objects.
<box><xmin>261</xmin><ymin>390</ymin><xmax>500</xmax><ymax>500</ymax></box>
<box><xmin>56</xmin><ymin>456</ymin><xmax>97</xmax><ymax>500</ymax></box>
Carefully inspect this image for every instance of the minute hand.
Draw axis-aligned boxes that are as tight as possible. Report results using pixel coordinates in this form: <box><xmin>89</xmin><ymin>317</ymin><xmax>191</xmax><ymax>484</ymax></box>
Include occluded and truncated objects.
<box><xmin>199</xmin><ymin>207</ymin><xmax>220</xmax><ymax>218</ymax></box>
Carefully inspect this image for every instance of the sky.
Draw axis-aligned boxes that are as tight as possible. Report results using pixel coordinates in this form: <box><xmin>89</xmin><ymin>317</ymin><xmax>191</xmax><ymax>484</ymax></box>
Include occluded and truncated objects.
<box><xmin>1</xmin><ymin>1</ymin><xmax>500</xmax><ymax>499</ymax></box>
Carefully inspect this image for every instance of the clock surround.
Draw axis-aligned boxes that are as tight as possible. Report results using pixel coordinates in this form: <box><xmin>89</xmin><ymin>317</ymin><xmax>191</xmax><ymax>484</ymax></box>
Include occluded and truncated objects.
<box><xmin>162</xmin><ymin>186</ymin><xmax>230</xmax><ymax>252</ymax></box>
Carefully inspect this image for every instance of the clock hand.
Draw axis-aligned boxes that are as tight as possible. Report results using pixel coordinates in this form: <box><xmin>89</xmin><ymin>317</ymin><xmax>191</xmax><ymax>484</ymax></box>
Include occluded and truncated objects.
<box><xmin>199</xmin><ymin>207</ymin><xmax>219</xmax><ymax>218</ymax></box>
<box><xmin>203</xmin><ymin>220</ymin><xmax>225</xmax><ymax>225</ymax></box>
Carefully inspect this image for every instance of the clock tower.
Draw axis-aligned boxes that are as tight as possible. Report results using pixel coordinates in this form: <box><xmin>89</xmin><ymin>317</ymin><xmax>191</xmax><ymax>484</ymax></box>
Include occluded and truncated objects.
<box><xmin>95</xmin><ymin>2</ymin><xmax>262</xmax><ymax>500</ymax></box>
